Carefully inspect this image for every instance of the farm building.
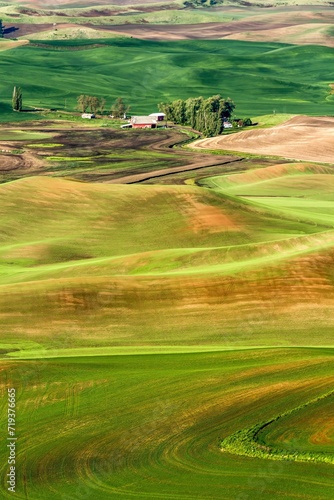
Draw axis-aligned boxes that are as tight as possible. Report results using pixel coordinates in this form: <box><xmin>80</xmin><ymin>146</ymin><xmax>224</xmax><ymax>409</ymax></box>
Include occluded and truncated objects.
<box><xmin>130</xmin><ymin>116</ymin><xmax>157</xmax><ymax>129</ymax></box>
<box><xmin>82</xmin><ymin>113</ymin><xmax>95</xmax><ymax>119</ymax></box>
<box><xmin>149</xmin><ymin>112</ymin><xmax>166</xmax><ymax>122</ymax></box>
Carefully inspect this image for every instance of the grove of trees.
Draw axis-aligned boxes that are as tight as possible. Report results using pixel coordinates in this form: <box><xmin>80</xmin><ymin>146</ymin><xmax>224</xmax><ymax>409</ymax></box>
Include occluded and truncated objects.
<box><xmin>158</xmin><ymin>94</ymin><xmax>235</xmax><ymax>137</ymax></box>
<box><xmin>76</xmin><ymin>95</ymin><xmax>130</xmax><ymax>117</ymax></box>
<box><xmin>76</xmin><ymin>95</ymin><xmax>106</xmax><ymax>114</ymax></box>
<box><xmin>110</xmin><ymin>97</ymin><xmax>130</xmax><ymax>118</ymax></box>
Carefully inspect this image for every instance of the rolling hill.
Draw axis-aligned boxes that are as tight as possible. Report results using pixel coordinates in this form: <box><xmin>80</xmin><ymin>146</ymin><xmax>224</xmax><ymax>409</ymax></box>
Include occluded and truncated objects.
<box><xmin>0</xmin><ymin>40</ymin><xmax>334</xmax><ymax>116</ymax></box>
<box><xmin>1</xmin><ymin>174</ymin><xmax>334</xmax><ymax>358</ymax></box>
<box><xmin>193</xmin><ymin>116</ymin><xmax>334</xmax><ymax>163</ymax></box>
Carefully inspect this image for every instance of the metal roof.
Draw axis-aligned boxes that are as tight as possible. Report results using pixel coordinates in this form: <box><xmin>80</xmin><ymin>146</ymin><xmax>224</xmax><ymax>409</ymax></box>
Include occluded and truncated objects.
<box><xmin>130</xmin><ymin>116</ymin><xmax>157</xmax><ymax>125</ymax></box>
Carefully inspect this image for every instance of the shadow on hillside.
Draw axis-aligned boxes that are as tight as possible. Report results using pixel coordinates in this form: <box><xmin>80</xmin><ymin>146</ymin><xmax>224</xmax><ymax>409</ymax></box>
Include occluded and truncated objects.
<box><xmin>3</xmin><ymin>26</ymin><xmax>20</xmax><ymax>36</ymax></box>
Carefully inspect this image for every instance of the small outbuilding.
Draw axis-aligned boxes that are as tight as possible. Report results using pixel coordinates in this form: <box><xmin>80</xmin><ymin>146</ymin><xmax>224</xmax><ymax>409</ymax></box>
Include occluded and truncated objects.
<box><xmin>82</xmin><ymin>113</ymin><xmax>95</xmax><ymax>119</ymax></box>
<box><xmin>149</xmin><ymin>112</ymin><xmax>166</xmax><ymax>122</ymax></box>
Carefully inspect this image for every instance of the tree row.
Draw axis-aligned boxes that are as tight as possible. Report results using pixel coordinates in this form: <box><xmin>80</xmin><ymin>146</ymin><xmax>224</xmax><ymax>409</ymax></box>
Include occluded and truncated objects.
<box><xmin>158</xmin><ymin>95</ymin><xmax>235</xmax><ymax>137</ymax></box>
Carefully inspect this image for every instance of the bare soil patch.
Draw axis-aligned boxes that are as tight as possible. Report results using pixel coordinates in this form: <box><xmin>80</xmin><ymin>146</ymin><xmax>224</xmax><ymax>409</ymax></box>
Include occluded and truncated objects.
<box><xmin>4</xmin><ymin>24</ymin><xmax>55</xmax><ymax>39</ymax></box>
<box><xmin>13</xmin><ymin>0</ymin><xmax>156</xmax><ymax>6</ymax></box>
<box><xmin>182</xmin><ymin>194</ymin><xmax>241</xmax><ymax>233</ymax></box>
<box><xmin>4</xmin><ymin>6</ymin><xmax>334</xmax><ymax>48</ymax></box>
<box><xmin>224</xmin><ymin>23</ymin><xmax>334</xmax><ymax>48</ymax></box>
<box><xmin>92</xmin><ymin>21</ymin><xmax>294</xmax><ymax>41</ymax></box>
<box><xmin>192</xmin><ymin>116</ymin><xmax>334</xmax><ymax>164</ymax></box>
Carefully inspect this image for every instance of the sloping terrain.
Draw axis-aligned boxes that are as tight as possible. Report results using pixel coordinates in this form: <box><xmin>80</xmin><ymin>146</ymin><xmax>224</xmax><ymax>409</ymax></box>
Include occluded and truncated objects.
<box><xmin>1</xmin><ymin>41</ymin><xmax>334</xmax><ymax>117</ymax></box>
<box><xmin>193</xmin><ymin>116</ymin><xmax>334</xmax><ymax>163</ymax></box>
<box><xmin>1</xmin><ymin>348</ymin><xmax>334</xmax><ymax>500</ymax></box>
<box><xmin>2</xmin><ymin>3</ymin><xmax>334</xmax><ymax>50</ymax></box>
<box><xmin>1</xmin><ymin>174</ymin><xmax>334</xmax><ymax>354</ymax></box>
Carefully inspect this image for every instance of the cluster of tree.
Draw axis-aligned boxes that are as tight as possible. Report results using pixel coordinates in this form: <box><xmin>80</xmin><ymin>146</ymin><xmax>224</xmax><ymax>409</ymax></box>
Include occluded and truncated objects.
<box><xmin>183</xmin><ymin>0</ymin><xmax>222</xmax><ymax>8</ymax></box>
<box><xmin>158</xmin><ymin>94</ymin><xmax>235</xmax><ymax>137</ymax></box>
<box><xmin>12</xmin><ymin>86</ymin><xmax>22</xmax><ymax>112</ymax></box>
<box><xmin>76</xmin><ymin>95</ymin><xmax>106</xmax><ymax>114</ymax></box>
<box><xmin>110</xmin><ymin>97</ymin><xmax>130</xmax><ymax>118</ymax></box>
<box><xmin>0</xmin><ymin>19</ymin><xmax>3</xmax><ymax>39</ymax></box>
<box><xmin>76</xmin><ymin>95</ymin><xmax>129</xmax><ymax>117</ymax></box>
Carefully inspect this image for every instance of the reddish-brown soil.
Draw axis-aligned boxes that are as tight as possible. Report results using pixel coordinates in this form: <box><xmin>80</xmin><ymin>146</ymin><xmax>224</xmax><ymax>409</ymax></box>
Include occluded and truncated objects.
<box><xmin>4</xmin><ymin>23</ymin><xmax>56</xmax><ymax>39</ymax></box>
<box><xmin>14</xmin><ymin>0</ymin><xmax>168</xmax><ymax>7</ymax></box>
<box><xmin>92</xmin><ymin>21</ymin><xmax>294</xmax><ymax>40</ymax></box>
<box><xmin>182</xmin><ymin>194</ymin><xmax>241</xmax><ymax>233</ymax></box>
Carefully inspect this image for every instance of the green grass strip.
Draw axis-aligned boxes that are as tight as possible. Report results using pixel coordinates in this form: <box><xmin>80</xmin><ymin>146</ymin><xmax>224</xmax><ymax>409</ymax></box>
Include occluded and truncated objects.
<box><xmin>221</xmin><ymin>390</ymin><xmax>334</xmax><ymax>465</ymax></box>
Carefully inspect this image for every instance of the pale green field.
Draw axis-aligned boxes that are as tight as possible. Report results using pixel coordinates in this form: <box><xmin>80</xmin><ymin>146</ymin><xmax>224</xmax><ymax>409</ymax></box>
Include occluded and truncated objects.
<box><xmin>204</xmin><ymin>163</ymin><xmax>334</xmax><ymax>227</ymax></box>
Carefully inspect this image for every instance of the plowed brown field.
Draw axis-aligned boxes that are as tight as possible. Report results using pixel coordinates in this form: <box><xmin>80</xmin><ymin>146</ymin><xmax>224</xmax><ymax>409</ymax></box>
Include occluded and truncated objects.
<box><xmin>192</xmin><ymin>116</ymin><xmax>334</xmax><ymax>163</ymax></box>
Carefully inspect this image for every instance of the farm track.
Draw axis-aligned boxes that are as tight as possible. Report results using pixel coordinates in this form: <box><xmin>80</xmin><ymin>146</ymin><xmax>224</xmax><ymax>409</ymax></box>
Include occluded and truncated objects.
<box><xmin>107</xmin><ymin>156</ymin><xmax>244</xmax><ymax>184</ymax></box>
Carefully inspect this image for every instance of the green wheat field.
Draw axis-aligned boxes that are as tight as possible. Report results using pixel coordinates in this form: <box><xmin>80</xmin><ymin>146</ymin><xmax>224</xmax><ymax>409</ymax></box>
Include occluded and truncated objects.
<box><xmin>1</xmin><ymin>7</ymin><xmax>334</xmax><ymax>498</ymax></box>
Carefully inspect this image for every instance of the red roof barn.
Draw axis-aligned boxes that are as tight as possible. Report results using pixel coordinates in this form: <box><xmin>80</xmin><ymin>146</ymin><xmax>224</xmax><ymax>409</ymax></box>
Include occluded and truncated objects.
<box><xmin>130</xmin><ymin>116</ymin><xmax>157</xmax><ymax>128</ymax></box>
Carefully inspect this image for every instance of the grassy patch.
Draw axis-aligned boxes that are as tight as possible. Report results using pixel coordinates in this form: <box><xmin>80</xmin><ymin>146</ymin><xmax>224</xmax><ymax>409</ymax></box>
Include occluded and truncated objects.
<box><xmin>0</xmin><ymin>130</ymin><xmax>52</xmax><ymax>140</ymax></box>
<box><xmin>26</xmin><ymin>142</ymin><xmax>64</xmax><ymax>148</ymax></box>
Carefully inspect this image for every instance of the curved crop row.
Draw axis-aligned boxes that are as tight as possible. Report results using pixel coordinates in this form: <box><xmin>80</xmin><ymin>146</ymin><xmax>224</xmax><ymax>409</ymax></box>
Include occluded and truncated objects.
<box><xmin>221</xmin><ymin>390</ymin><xmax>334</xmax><ymax>464</ymax></box>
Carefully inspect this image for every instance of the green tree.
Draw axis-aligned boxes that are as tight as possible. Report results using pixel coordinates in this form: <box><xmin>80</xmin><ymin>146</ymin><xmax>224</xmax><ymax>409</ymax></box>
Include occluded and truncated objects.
<box><xmin>185</xmin><ymin>96</ymin><xmax>203</xmax><ymax>129</ymax></box>
<box><xmin>88</xmin><ymin>96</ymin><xmax>101</xmax><ymax>114</ymax></box>
<box><xmin>173</xmin><ymin>99</ymin><xmax>187</xmax><ymax>125</ymax></box>
<box><xmin>99</xmin><ymin>97</ymin><xmax>106</xmax><ymax>115</ymax></box>
<box><xmin>0</xmin><ymin>19</ymin><xmax>3</xmax><ymax>39</ymax></box>
<box><xmin>110</xmin><ymin>97</ymin><xmax>129</xmax><ymax>118</ymax></box>
<box><xmin>12</xmin><ymin>86</ymin><xmax>22</xmax><ymax>112</ymax></box>
<box><xmin>76</xmin><ymin>94</ymin><xmax>90</xmax><ymax>113</ymax></box>
<box><xmin>158</xmin><ymin>94</ymin><xmax>235</xmax><ymax>137</ymax></box>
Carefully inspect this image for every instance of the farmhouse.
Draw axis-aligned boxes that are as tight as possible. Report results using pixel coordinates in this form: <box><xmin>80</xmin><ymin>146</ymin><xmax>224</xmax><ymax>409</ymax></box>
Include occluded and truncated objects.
<box><xmin>130</xmin><ymin>116</ymin><xmax>157</xmax><ymax>129</ymax></box>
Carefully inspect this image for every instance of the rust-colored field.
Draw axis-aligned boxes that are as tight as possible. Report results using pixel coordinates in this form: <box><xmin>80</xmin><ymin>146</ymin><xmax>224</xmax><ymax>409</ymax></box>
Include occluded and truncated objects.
<box><xmin>193</xmin><ymin>116</ymin><xmax>334</xmax><ymax>163</ymax></box>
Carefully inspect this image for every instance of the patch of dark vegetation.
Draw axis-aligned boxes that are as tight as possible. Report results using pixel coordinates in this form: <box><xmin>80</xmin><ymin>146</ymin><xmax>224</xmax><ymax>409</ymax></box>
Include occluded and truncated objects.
<box><xmin>0</xmin><ymin>127</ymin><xmax>193</xmax><ymax>183</ymax></box>
<box><xmin>75</xmin><ymin>9</ymin><xmax>122</xmax><ymax>17</ymax></box>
